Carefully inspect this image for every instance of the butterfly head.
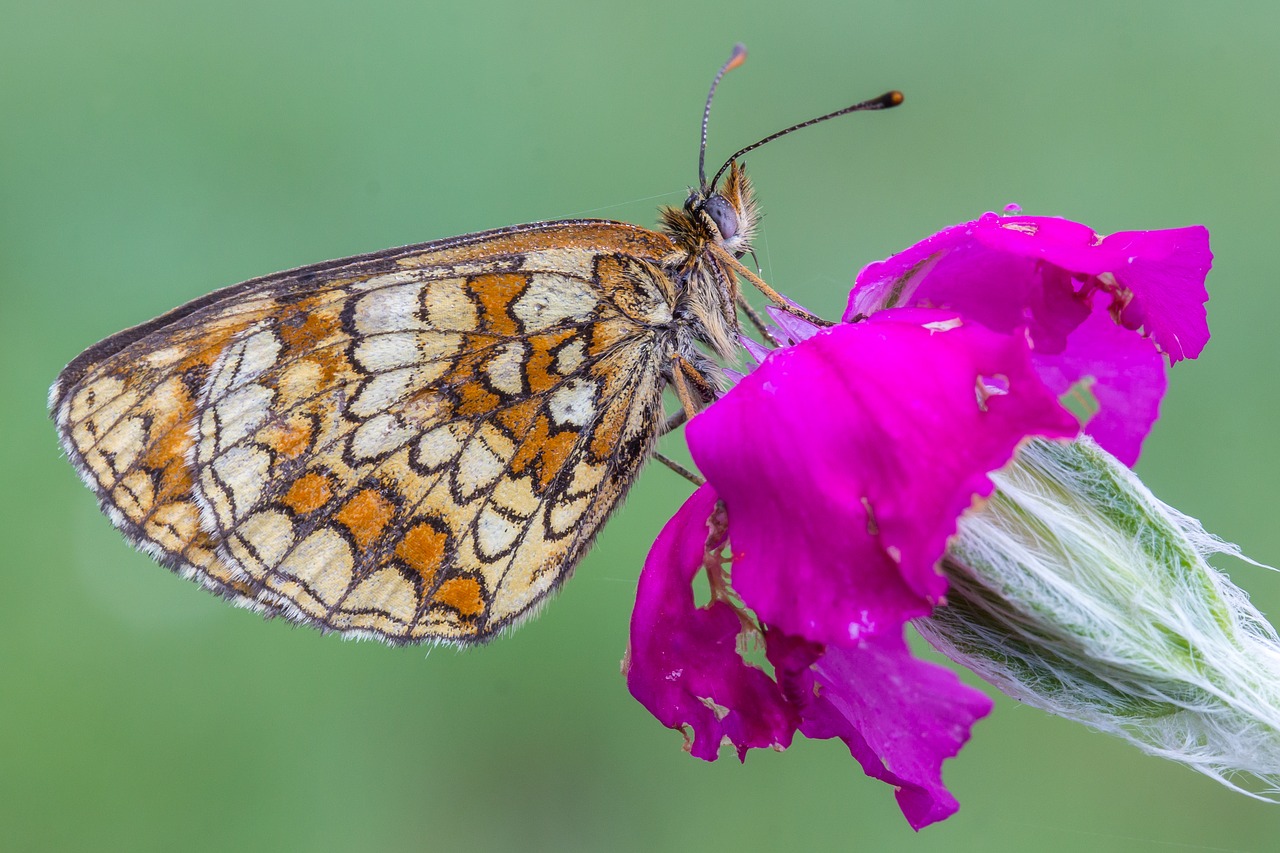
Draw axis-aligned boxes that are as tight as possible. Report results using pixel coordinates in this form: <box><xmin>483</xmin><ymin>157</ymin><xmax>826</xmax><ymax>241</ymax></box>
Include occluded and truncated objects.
<box><xmin>664</xmin><ymin>49</ymin><xmax>903</xmax><ymax>365</ymax></box>
<box><xmin>675</xmin><ymin>44</ymin><xmax>901</xmax><ymax>265</ymax></box>
<box><xmin>685</xmin><ymin>161</ymin><xmax>759</xmax><ymax>258</ymax></box>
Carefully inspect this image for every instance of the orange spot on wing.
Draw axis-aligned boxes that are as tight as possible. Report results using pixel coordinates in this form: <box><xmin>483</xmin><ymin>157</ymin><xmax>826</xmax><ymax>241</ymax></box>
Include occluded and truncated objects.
<box><xmin>136</xmin><ymin>383</ymin><xmax>197</xmax><ymax>505</ymax></box>
<box><xmin>470</xmin><ymin>273</ymin><xmax>526</xmax><ymax>336</ymax></box>
<box><xmin>141</xmin><ymin>382</ymin><xmax>192</xmax><ymax>471</ymax></box>
<box><xmin>497</xmin><ymin>398</ymin><xmax>541</xmax><ymax>435</ymax></box>
<box><xmin>511</xmin><ymin>416</ymin><xmax>548</xmax><ymax>478</ymax></box>
<box><xmin>536</xmin><ymin>429</ymin><xmax>579</xmax><ymax>489</ymax></box>
<box><xmin>279</xmin><ymin>300</ymin><xmax>348</xmax><ymax>383</ymax></box>
<box><xmin>262</xmin><ymin>418</ymin><xmax>313</xmax><ymax>459</ymax></box>
<box><xmin>282</xmin><ymin>472</ymin><xmax>333</xmax><ymax>515</ymax></box>
<box><xmin>512</xmin><ymin>416</ymin><xmax>579</xmax><ymax>490</ymax></box>
<box><xmin>303</xmin><ymin>352</ymin><xmax>349</xmax><ymax>385</ymax></box>
<box><xmin>143</xmin><ymin>425</ymin><xmax>194</xmax><ymax>497</ymax></box>
<box><xmin>456</xmin><ymin>378</ymin><xmax>501</xmax><ymax>417</ymax></box>
<box><xmin>525</xmin><ymin>329</ymin><xmax>577</xmax><ymax>393</ymax></box>
<box><xmin>589</xmin><ymin>416</ymin><xmax>622</xmax><ymax>461</ymax></box>
<box><xmin>397</xmin><ymin>522</ymin><xmax>448</xmax><ymax>586</ymax></box>
<box><xmin>279</xmin><ymin>301</ymin><xmax>339</xmax><ymax>350</ymax></box>
<box><xmin>435</xmin><ymin>577</ymin><xmax>484</xmax><ymax>616</ymax></box>
<box><xmin>445</xmin><ymin>343</ymin><xmax>505</xmax><ymax>417</ymax></box>
<box><xmin>587</xmin><ymin>318</ymin><xmax>635</xmax><ymax>357</ymax></box>
<box><xmin>177</xmin><ymin>323</ymin><xmax>242</xmax><ymax>373</ymax></box>
<box><xmin>335</xmin><ymin>488</ymin><xmax>395</xmax><ymax>550</ymax></box>
<box><xmin>154</xmin><ymin>462</ymin><xmax>194</xmax><ymax>505</ymax></box>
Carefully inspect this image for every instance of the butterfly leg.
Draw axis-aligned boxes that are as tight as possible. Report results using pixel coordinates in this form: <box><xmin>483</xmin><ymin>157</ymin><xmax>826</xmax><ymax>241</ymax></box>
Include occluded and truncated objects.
<box><xmin>653</xmin><ymin>452</ymin><xmax>705</xmax><ymax>486</ymax></box>
<box><xmin>710</xmin><ymin>243</ymin><xmax>834</xmax><ymax>328</ymax></box>
<box><xmin>670</xmin><ymin>353</ymin><xmax>717</xmax><ymax>419</ymax></box>
<box><xmin>660</xmin><ymin>409</ymin><xmax>688</xmax><ymax>436</ymax></box>
<box><xmin>735</xmin><ymin>293</ymin><xmax>783</xmax><ymax>347</ymax></box>
<box><xmin>660</xmin><ymin>357</ymin><xmax>713</xmax><ymax>486</ymax></box>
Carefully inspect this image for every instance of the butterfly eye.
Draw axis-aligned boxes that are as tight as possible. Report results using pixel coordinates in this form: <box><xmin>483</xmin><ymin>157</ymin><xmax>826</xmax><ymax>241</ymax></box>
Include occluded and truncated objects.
<box><xmin>701</xmin><ymin>194</ymin><xmax>739</xmax><ymax>241</ymax></box>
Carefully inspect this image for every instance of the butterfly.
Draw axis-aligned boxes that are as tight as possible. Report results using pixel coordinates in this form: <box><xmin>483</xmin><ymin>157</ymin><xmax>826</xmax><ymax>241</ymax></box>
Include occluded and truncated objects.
<box><xmin>50</xmin><ymin>45</ymin><xmax>901</xmax><ymax>645</ymax></box>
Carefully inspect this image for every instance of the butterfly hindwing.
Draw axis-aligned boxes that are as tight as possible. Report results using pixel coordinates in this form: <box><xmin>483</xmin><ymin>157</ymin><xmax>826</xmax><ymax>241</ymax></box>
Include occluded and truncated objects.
<box><xmin>52</xmin><ymin>220</ymin><xmax>681</xmax><ymax>643</ymax></box>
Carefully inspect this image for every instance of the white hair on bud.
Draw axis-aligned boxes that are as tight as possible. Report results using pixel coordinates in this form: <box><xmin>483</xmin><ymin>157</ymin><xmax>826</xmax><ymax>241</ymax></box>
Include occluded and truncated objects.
<box><xmin>917</xmin><ymin>436</ymin><xmax>1280</xmax><ymax>799</ymax></box>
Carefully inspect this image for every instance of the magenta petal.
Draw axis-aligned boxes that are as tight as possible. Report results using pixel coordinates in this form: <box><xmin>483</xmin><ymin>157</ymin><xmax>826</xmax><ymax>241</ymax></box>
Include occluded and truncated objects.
<box><xmin>845</xmin><ymin>220</ymin><xmax>974</xmax><ymax>319</ymax></box>
<box><xmin>848</xmin><ymin>226</ymin><xmax>1087</xmax><ymax>353</ymax></box>
<box><xmin>764</xmin><ymin>627</ymin><xmax>824</xmax><ymax>711</ymax></box>
<box><xmin>1098</xmin><ymin>226</ymin><xmax>1212</xmax><ymax>362</ymax></box>
<box><xmin>847</xmin><ymin>213</ymin><xmax>1211</xmax><ymax>363</ymax></box>
<box><xmin>765</xmin><ymin>305</ymin><xmax>824</xmax><ymax>345</ymax></box>
<box><xmin>844</xmin><ymin>214</ymin><xmax>1210</xmax><ymax>461</ymax></box>
<box><xmin>1034</xmin><ymin>299</ymin><xmax>1168</xmax><ymax>465</ymax></box>
<box><xmin>626</xmin><ymin>485</ymin><xmax>796</xmax><ymax>761</ymax></box>
<box><xmin>688</xmin><ymin>313</ymin><xmax>1079</xmax><ymax>647</ymax></box>
<box><xmin>765</xmin><ymin>627</ymin><xmax>991</xmax><ymax>829</ymax></box>
<box><xmin>801</xmin><ymin>633</ymin><xmax>994</xmax><ymax>831</ymax></box>
<box><xmin>739</xmin><ymin>334</ymin><xmax>771</xmax><ymax>365</ymax></box>
<box><xmin>982</xmin><ymin>219</ymin><xmax>1212</xmax><ymax>363</ymax></box>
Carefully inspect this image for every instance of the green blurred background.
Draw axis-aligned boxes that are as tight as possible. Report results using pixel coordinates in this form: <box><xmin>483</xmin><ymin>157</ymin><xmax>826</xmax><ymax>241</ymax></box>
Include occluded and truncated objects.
<box><xmin>4</xmin><ymin>1</ymin><xmax>1279</xmax><ymax>850</ymax></box>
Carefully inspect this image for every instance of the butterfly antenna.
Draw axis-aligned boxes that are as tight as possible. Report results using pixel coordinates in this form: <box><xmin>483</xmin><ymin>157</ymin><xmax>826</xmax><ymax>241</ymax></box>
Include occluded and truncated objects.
<box><xmin>708</xmin><ymin>89</ymin><xmax>904</xmax><ymax>191</ymax></box>
<box><xmin>699</xmin><ymin>43</ymin><xmax>748</xmax><ymax>189</ymax></box>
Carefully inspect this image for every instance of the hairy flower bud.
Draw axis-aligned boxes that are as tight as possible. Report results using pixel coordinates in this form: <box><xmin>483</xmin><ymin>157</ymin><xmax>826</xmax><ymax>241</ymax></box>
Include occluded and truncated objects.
<box><xmin>918</xmin><ymin>437</ymin><xmax>1280</xmax><ymax>797</ymax></box>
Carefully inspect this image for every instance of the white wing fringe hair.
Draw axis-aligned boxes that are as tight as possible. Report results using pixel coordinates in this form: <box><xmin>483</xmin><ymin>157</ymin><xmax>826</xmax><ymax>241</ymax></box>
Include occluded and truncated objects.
<box><xmin>918</xmin><ymin>436</ymin><xmax>1280</xmax><ymax>800</ymax></box>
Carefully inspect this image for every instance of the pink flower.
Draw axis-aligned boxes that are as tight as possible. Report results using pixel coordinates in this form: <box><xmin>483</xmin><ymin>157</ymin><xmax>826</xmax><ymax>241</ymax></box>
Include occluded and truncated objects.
<box><xmin>625</xmin><ymin>212</ymin><xmax>1213</xmax><ymax>829</ymax></box>
<box><xmin>848</xmin><ymin>213</ymin><xmax>1211</xmax><ymax>465</ymax></box>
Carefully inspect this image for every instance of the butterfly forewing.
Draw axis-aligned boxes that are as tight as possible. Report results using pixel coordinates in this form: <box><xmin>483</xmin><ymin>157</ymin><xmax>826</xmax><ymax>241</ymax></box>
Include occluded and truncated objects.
<box><xmin>52</xmin><ymin>220</ymin><xmax>681</xmax><ymax>643</ymax></box>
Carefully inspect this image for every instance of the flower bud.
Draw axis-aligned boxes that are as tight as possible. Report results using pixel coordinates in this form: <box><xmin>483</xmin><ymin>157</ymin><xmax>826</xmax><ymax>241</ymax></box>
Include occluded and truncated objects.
<box><xmin>918</xmin><ymin>436</ymin><xmax>1280</xmax><ymax>798</ymax></box>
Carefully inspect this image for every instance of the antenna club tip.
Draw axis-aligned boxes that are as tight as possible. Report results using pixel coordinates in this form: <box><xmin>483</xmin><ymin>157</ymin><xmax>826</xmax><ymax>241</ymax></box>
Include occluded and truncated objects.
<box><xmin>727</xmin><ymin>43</ymin><xmax>747</xmax><ymax>70</ymax></box>
<box><xmin>884</xmin><ymin>90</ymin><xmax>904</xmax><ymax>107</ymax></box>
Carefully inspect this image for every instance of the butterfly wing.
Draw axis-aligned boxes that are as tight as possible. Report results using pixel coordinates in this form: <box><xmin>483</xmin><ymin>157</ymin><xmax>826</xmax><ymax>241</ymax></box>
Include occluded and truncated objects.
<box><xmin>52</xmin><ymin>220</ymin><xmax>681</xmax><ymax>644</ymax></box>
